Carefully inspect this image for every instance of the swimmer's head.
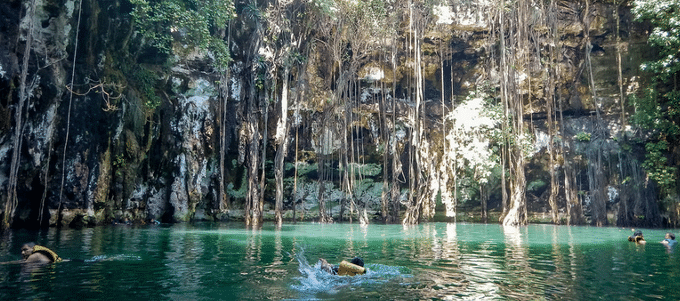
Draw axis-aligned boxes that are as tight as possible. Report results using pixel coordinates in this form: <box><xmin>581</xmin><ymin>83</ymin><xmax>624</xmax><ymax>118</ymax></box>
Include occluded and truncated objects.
<box><xmin>350</xmin><ymin>257</ymin><xmax>364</xmax><ymax>267</ymax></box>
<box><xmin>21</xmin><ymin>243</ymin><xmax>36</xmax><ymax>260</ymax></box>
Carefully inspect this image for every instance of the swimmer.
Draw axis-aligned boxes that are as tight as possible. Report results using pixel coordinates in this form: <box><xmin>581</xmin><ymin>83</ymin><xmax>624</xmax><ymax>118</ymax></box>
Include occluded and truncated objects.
<box><xmin>661</xmin><ymin>232</ymin><xmax>677</xmax><ymax>247</ymax></box>
<box><xmin>0</xmin><ymin>242</ymin><xmax>63</xmax><ymax>265</ymax></box>
<box><xmin>318</xmin><ymin>257</ymin><xmax>366</xmax><ymax>276</ymax></box>
<box><xmin>628</xmin><ymin>230</ymin><xmax>646</xmax><ymax>244</ymax></box>
<box><xmin>21</xmin><ymin>242</ymin><xmax>63</xmax><ymax>264</ymax></box>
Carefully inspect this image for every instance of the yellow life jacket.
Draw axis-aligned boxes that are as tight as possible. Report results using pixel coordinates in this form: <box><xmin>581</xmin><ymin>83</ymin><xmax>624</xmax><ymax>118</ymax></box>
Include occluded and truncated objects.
<box><xmin>32</xmin><ymin>245</ymin><xmax>62</xmax><ymax>263</ymax></box>
<box><xmin>337</xmin><ymin>260</ymin><xmax>366</xmax><ymax>276</ymax></box>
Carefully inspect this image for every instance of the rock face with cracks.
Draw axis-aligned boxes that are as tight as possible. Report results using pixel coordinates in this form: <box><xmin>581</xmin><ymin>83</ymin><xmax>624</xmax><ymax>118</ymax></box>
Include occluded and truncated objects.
<box><xmin>0</xmin><ymin>0</ymin><xmax>657</xmax><ymax>227</ymax></box>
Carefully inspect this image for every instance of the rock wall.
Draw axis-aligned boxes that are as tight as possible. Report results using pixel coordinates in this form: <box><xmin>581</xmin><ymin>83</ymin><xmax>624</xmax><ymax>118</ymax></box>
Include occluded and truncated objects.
<box><xmin>0</xmin><ymin>0</ymin><xmax>655</xmax><ymax>227</ymax></box>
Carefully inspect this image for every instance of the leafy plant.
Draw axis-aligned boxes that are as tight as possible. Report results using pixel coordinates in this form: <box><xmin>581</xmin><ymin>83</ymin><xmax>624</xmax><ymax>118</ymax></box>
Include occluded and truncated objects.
<box><xmin>575</xmin><ymin>132</ymin><xmax>591</xmax><ymax>142</ymax></box>
<box><xmin>633</xmin><ymin>0</ymin><xmax>680</xmax><ymax>81</ymax></box>
<box><xmin>641</xmin><ymin>140</ymin><xmax>678</xmax><ymax>194</ymax></box>
<box><xmin>114</xmin><ymin>154</ymin><xmax>126</xmax><ymax>177</ymax></box>
<box><xmin>133</xmin><ymin>67</ymin><xmax>162</xmax><ymax>111</ymax></box>
<box><xmin>114</xmin><ymin>154</ymin><xmax>126</xmax><ymax>168</ymax></box>
<box><xmin>130</xmin><ymin>0</ymin><xmax>235</xmax><ymax>70</ymax></box>
<box><xmin>631</xmin><ymin>0</ymin><xmax>680</xmax><ymax>197</ymax></box>
<box><xmin>444</xmin><ymin>87</ymin><xmax>504</xmax><ymax>185</ymax></box>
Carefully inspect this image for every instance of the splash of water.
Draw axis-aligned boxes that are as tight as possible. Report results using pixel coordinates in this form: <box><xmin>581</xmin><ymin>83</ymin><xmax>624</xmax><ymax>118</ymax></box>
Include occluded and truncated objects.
<box><xmin>83</xmin><ymin>254</ymin><xmax>142</xmax><ymax>263</ymax></box>
<box><xmin>290</xmin><ymin>245</ymin><xmax>412</xmax><ymax>297</ymax></box>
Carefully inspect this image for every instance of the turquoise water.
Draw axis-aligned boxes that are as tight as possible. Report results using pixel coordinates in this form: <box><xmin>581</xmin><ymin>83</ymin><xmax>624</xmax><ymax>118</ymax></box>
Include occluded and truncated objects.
<box><xmin>0</xmin><ymin>222</ymin><xmax>678</xmax><ymax>300</ymax></box>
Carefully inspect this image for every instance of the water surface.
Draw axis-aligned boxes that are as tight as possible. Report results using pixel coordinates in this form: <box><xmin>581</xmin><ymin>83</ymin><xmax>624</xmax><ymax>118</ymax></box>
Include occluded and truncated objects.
<box><xmin>0</xmin><ymin>223</ymin><xmax>677</xmax><ymax>300</ymax></box>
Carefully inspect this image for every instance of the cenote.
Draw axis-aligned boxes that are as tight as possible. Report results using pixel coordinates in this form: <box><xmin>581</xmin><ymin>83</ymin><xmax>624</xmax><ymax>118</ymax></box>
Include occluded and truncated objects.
<box><xmin>1</xmin><ymin>223</ymin><xmax>679</xmax><ymax>300</ymax></box>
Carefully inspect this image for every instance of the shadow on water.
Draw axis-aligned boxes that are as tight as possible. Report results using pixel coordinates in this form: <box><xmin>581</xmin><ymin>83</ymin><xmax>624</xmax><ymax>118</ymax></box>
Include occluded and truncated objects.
<box><xmin>290</xmin><ymin>244</ymin><xmax>412</xmax><ymax>300</ymax></box>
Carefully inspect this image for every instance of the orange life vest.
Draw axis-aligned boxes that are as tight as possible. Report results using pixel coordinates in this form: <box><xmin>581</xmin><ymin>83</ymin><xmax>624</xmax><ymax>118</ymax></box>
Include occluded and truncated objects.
<box><xmin>337</xmin><ymin>260</ymin><xmax>366</xmax><ymax>276</ymax></box>
<box><xmin>32</xmin><ymin>245</ymin><xmax>62</xmax><ymax>263</ymax></box>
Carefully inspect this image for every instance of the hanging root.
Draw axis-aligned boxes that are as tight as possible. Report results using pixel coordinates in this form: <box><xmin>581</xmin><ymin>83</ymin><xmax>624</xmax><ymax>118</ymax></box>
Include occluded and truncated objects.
<box><xmin>65</xmin><ymin>79</ymin><xmax>124</xmax><ymax>112</ymax></box>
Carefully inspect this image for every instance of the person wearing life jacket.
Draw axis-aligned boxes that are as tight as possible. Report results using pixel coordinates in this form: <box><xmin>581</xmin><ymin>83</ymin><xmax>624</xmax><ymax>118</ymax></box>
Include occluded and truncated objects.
<box><xmin>628</xmin><ymin>230</ymin><xmax>646</xmax><ymax>245</ymax></box>
<box><xmin>20</xmin><ymin>242</ymin><xmax>62</xmax><ymax>264</ymax></box>
<box><xmin>318</xmin><ymin>256</ymin><xmax>366</xmax><ymax>276</ymax></box>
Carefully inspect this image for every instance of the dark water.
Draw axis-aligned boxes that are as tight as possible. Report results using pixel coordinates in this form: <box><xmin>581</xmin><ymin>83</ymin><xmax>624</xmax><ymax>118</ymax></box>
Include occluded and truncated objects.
<box><xmin>0</xmin><ymin>222</ymin><xmax>678</xmax><ymax>300</ymax></box>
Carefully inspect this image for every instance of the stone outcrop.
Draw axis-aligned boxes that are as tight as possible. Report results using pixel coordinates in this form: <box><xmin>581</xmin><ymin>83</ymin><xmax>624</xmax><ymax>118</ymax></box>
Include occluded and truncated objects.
<box><xmin>0</xmin><ymin>0</ymin><xmax>656</xmax><ymax>227</ymax></box>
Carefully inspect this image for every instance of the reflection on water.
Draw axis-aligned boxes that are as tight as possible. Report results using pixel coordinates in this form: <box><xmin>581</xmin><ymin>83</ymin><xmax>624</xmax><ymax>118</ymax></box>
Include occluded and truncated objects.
<box><xmin>1</xmin><ymin>223</ymin><xmax>680</xmax><ymax>300</ymax></box>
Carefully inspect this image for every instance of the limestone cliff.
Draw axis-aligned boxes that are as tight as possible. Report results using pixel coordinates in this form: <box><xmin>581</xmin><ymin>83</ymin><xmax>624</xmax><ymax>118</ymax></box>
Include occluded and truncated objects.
<box><xmin>0</xmin><ymin>0</ymin><xmax>660</xmax><ymax>228</ymax></box>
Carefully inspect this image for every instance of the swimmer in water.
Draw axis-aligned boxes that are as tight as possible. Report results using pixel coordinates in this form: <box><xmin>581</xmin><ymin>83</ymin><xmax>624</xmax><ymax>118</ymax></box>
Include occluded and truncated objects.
<box><xmin>628</xmin><ymin>230</ymin><xmax>646</xmax><ymax>245</ymax></box>
<box><xmin>661</xmin><ymin>232</ymin><xmax>677</xmax><ymax>247</ymax></box>
<box><xmin>20</xmin><ymin>242</ymin><xmax>63</xmax><ymax>264</ymax></box>
<box><xmin>318</xmin><ymin>257</ymin><xmax>366</xmax><ymax>276</ymax></box>
<box><xmin>0</xmin><ymin>242</ymin><xmax>64</xmax><ymax>266</ymax></box>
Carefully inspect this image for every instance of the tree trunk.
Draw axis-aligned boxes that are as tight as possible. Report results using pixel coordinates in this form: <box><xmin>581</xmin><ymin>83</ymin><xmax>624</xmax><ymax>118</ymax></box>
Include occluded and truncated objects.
<box><xmin>246</xmin><ymin>115</ymin><xmax>261</xmax><ymax>226</ymax></box>
<box><xmin>587</xmin><ymin>146</ymin><xmax>608</xmax><ymax>226</ymax></box>
<box><xmin>481</xmin><ymin>184</ymin><xmax>488</xmax><ymax>223</ymax></box>
<box><xmin>503</xmin><ymin>153</ymin><xmax>528</xmax><ymax>226</ymax></box>
<box><xmin>564</xmin><ymin>163</ymin><xmax>582</xmax><ymax>225</ymax></box>
<box><xmin>219</xmin><ymin>21</ymin><xmax>233</xmax><ymax>214</ymax></box>
<box><xmin>343</xmin><ymin>79</ymin><xmax>352</xmax><ymax>223</ymax></box>
<box><xmin>218</xmin><ymin>71</ymin><xmax>230</xmax><ymax>213</ymax></box>
<box><xmin>403</xmin><ymin>2</ymin><xmax>424</xmax><ymax>225</ymax></box>
<box><xmin>387</xmin><ymin>32</ymin><xmax>400</xmax><ymax>224</ymax></box>
<box><xmin>380</xmin><ymin>66</ymin><xmax>389</xmax><ymax>223</ymax></box>
<box><xmin>317</xmin><ymin>150</ymin><xmax>332</xmax><ymax>223</ymax></box>
<box><xmin>583</xmin><ymin>0</ymin><xmax>608</xmax><ymax>227</ymax></box>
<box><xmin>244</xmin><ymin>0</ymin><xmax>263</xmax><ymax>227</ymax></box>
<box><xmin>293</xmin><ymin>125</ymin><xmax>299</xmax><ymax>223</ymax></box>
<box><xmin>557</xmin><ymin>61</ymin><xmax>582</xmax><ymax>225</ymax></box>
<box><xmin>615</xmin><ymin>1</ymin><xmax>626</xmax><ymax>131</ymax></box>
<box><xmin>498</xmin><ymin>0</ymin><xmax>510</xmax><ymax>223</ymax></box>
<box><xmin>257</xmin><ymin>85</ymin><xmax>269</xmax><ymax>224</ymax></box>
<box><xmin>546</xmin><ymin>0</ymin><xmax>561</xmax><ymax>225</ymax></box>
<box><xmin>500</xmin><ymin>0</ymin><xmax>529</xmax><ymax>227</ymax></box>
<box><xmin>274</xmin><ymin>65</ymin><xmax>290</xmax><ymax>226</ymax></box>
<box><xmin>547</xmin><ymin>59</ymin><xmax>559</xmax><ymax>225</ymax></box>
<box><xmin>3</xmin><ymin>0</ymin><xmax>38</xmax><ymax>230</ymax></box>
<box><xmin>245</xmin><ymin>67</ymin><xmax>262</xmax><ymax>226</ymax></box>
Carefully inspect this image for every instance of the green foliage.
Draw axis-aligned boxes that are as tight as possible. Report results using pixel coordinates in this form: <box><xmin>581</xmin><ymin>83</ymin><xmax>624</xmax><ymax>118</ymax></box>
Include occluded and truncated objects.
<box><xmin>344</xmin><ymin>163</ymin><xmax>382</xmax><ymax>177</ymax></box>
<box><xmin>132</xmin><ymin>66</ymin><xmax>162</xmax><ymax>111</ymax></box>
<box><xmin>310</xmin><ymin>0</ymin><xmax>337</xmax><ymax>18</ymax></box>
<box><xmin>116</xmin><ymin>59</ymin><xmax>162</xmax><ymax>112</ymax></box>
<box><xmin>630</xmin><ymin>89</ymin><xmax>680</xmax><ymax>136</ymax></box>
<box><xmin>631</xmin><ymin>0</ymin><xmax>680</xmax><ymax>197</ymax></box>
<box><xmin>227</xmin><ymin>169</ymin><xmax>248</xmax><ymax>199</ymax></box>
<box><xmin>255</xmin><ymin>58</ymin><xmax>267</xmax><ymax>91</ymax></box>
<box><xmin>130</xmin><ymin>0</ymin><xmax>235</xmax><ymax>70</ymax></box>
<box><xmin>114</xmin><ymin>154</ymin><xmax>126</xmax><ymax>167</ymax></box>
<box><xmin>575</xmin><ymin>132</ymin><xmax>592</xmax><ymax>142</ymax></box>
<box><xmin>621</xmin><ymin>142</ymin><xmax>633</xmax><ymax>152</ymax></box>
<box><xmin>355</xmin><ymin>178</ymin><xmax>380</xmax><ymax>200</ymax></box>
<box><xmin>291</xmin><ymin>162</ymin><xmax>317</xmax><ymax>177</ymax></box>
<box><xmin>445</xmin><ymin>86</ymin><xmax>504</xmax><ymax>185</ymax></box>
<box><xmin>242</xmin><ymin>2</ymin><xmax>262</xmax><ymax>21</ymax></box>
<box><xmin>114</xmin><ymin>154</ymin><xmax>126</xmax><ymax>177</ymax></box>
<box><xmin>642</xmin><ymin>140</ymin><xmax>678</xmax><ymax>194</ymax></box>
<box><xmin>633</xmin><ymin>0</ymin><xmax>680</xmax><ymax>81</ymax></box>
<box><xmin>527</xmin><ymin>179</ymin><xmax>547</xmax><ymax>192</ymax></box>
